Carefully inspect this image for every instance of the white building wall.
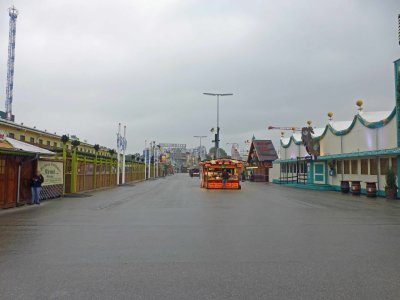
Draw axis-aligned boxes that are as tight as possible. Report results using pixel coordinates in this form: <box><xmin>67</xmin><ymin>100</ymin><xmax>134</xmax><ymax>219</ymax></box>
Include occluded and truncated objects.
<box><xmin>341</xmin><ymin>121</ymin><xmax>376</xmax><ymax>153</ymax></box>
<box><xmin>320</xmin><ymin>129</ymin><xmax>341</xmax><ymax>156</ymax></box>
<box><xmin>286</xmin><ymin>142</ymin><xmax>300</xmax><ymax>160</ymax></box>
<box><xmin>299</xmin><ymin>144</ymin><xmax>307</xmax><ymax>157</ymax></box>
<box><xmin>377</xmin><ymin>118</ymin><xmax>396</xmax><ymax>150</ymax></box>
<box><xmin>270</xmin><ymin>163</ymin><xmax>281</xmax><ymax>181</ymax></box>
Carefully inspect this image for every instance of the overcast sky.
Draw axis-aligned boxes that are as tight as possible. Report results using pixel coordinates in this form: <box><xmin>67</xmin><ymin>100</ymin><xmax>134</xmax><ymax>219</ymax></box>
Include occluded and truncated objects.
<box><xmin>0</xmin><ymin>0</ymin><xmax>399</xmax><ymax>154</ymax></box>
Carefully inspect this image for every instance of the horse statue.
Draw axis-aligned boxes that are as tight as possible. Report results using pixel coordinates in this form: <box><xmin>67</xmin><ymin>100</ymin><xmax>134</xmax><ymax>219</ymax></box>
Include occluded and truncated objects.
<box><xmin>301</xmin><ymin>126</ymin><xmax>320</xmax><ymax>158</ymax></box>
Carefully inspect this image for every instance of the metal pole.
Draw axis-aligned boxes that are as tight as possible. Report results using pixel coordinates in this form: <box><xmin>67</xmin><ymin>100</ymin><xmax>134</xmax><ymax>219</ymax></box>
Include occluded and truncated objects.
<box><xmin>216</xmin><ymin>95</ymin><xmax>219</xmax><ymax>159</ymax></box>
<box><xmin>203</xmin><ymin>93</ymin><xmax>233</xmax><ymax>159</ymax></box>
<box><xmin>199</xmin><ymin>137</ymin><xmax>202</xmax><ymax>161</ymax></box>
<box><xmin>122</xmin><ymin>125</ymin><xmax>126</xmax><ymax>184</ymax></box>
<box><xmin>148</xmin><ymin>142</ymin><xmax>151</xmax><ymax>179</ymax></box>
<box><xmin>144</xmin><ymin>140</ymin><xmax>147</xmax><ymax>180</ymax></box>
<box><xmin>153</xmin><ymin>142</ymin><xmax>156</xmax><ymax>179</ymax></box>
<box><xmin>156</xmin><ymin>147</ymin><xmax>158</xmax><ymax>177</ymax></box>
<box><xmin>117</xmin><ymin>123</ymin><xmax>121</xmax><ymax>185</ymax></box>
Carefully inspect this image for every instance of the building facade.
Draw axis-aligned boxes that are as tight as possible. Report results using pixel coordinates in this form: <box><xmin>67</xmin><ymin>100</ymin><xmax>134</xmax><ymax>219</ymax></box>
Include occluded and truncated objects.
<box><xmin>0</xmin><ymin>119</ymin><xmax>111</xmax><ymax>156</ymax></box>
<box><xmin>270</xmin><ymin>59</ymin><xmax>400</xmax><ymax>196</ymax></box>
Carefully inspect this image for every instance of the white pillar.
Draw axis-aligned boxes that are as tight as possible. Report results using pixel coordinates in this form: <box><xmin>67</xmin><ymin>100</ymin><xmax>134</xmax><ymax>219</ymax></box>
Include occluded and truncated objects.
<box><xmin>144</xmin><ymin>140</ymin><xmax>147</xmax><ymax>180</ymax></box>
<box><xmin>155</xmin><ymin>147</ymin><xmax>158</xmax><ymax>178</ymax></box>
<box><xmin>122</xmin><ymin>125</ymin><xmax>126</xmax><ymax>184</ymax></box>
<box><xmin>148</xmin><ymin>141</ymin><xmax>151</xmax><ymax>179</ymax></box>
<box><xmin>117</xmin><ymin>123</ymin><xmax>121</xmax><ymax>185</ymax></box>
<box><xmin>153</xmin><ymin>142</ymin><xmax>156</xmax><ymax>178</ymax></box>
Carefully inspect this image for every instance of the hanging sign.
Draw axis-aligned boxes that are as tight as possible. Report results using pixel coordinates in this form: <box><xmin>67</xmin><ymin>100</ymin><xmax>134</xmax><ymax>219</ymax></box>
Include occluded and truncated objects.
<box><xmin>37</xmin><ymin>161</ymin><xmax>63</xmax><ymax>186</ymax></box>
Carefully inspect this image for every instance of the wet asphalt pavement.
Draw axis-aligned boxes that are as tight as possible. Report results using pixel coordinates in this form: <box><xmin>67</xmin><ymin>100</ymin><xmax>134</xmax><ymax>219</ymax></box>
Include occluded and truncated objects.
<box><xmin>1</xmin><ymin>174</ymin><xmax>400</xmax><ymax>299</ymax></box>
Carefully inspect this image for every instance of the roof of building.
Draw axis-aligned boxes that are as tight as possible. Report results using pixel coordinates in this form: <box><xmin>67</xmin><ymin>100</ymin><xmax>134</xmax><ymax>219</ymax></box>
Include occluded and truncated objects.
<box><xmin>247</xmin><ymin>139</ymin><xmax>278</xmax><ymax>163</ymax></box>
<box><xmin>0</xmin><ymin>137</ymin><xmax>55</xmax><ymax>155</ymax></box>
<box><xmin>0</xmin><ymin>118</ymin><xmax>95</xmax><ymax>148</ymax></box>
<box><xmin>281</xmin><ymin>108</ymin><xmax>396</xmax><ymax>148</ymax></box>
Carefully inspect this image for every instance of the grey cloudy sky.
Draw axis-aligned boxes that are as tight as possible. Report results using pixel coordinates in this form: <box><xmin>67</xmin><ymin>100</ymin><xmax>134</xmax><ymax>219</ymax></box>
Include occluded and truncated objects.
<box><xmin>0</xmin><ymin>0</ymin><xmax>399</xmax><ymax>154</ymax></box>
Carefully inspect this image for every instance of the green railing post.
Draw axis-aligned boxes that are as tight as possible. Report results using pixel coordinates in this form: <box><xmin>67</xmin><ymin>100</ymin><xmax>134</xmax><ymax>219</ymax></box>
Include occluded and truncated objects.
<box><xmin>108</xmin><ymin>157</ymin><xmax>113</xmax><ymax>186</ymax></box>
<box><xmin>71</xmin><ymin>148</ymin><xmax>77</xmax><ymax>193</ymax></box>
<box><xmin>94</xmin><ymin>153</ymin><xmax>97</xmax><ymax>189</ymax></box>
<box><xmin>62</xmin><ymin>143</ymin><xmax>67</xmax><ymax>194</ymax></box>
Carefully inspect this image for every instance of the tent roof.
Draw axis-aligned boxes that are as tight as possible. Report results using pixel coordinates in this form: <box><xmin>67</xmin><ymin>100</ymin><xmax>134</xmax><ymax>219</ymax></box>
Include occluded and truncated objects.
<box><xmin>247</xmin><ymin>140</ymin><xmax>278</xmax><ymax>163</ymax></box>
<box><xmin>0</xmin><ymin>137</ymin><xmax>55</xmax><ymax>156</ymax></box>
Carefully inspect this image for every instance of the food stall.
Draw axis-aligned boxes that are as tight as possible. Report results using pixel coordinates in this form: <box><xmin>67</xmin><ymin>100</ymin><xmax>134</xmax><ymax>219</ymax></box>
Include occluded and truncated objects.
<box><xmin>200</xmin><ymin>159</ymin><xmax>243</xmax><ymax>189</ymax></box>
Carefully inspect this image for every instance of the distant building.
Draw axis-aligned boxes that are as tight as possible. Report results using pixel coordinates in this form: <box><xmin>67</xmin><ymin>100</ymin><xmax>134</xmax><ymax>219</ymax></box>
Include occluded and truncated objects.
<box><xmin>0</xmin><ymin>118</ymin><xmax>111</xmax><ymax>157</ymax></box>
<box><xmin>270</xmin><ymin>59</ymin><xmax>400</xmax><ymax>197</ymax></box>
<box><xmin>246</xmin><ymin>140</ymin><xmax>278</xmax><ymax>182</ymax></box>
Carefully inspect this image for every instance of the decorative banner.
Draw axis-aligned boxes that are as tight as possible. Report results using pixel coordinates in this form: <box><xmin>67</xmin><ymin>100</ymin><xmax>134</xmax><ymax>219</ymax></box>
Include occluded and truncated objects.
<box><xmin>159</xmin><ymin>143</ymin><xmax>186</xmax><ymax>149</ymax></box>
<box><xmin>37</xmin><ymin>160</ymin><xmax>63</xmax><ymax>186</ymax></box>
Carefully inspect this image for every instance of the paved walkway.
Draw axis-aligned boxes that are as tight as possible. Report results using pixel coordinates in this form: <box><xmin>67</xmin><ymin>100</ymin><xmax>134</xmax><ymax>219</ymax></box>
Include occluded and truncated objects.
<box><xmin>0</xmin><ymin>175</ymin><xmax>399</xmax><ymax>299</ymax></box>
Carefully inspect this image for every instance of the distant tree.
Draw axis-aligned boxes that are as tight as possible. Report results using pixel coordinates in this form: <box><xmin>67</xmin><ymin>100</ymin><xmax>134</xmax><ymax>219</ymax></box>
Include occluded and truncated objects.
<box><xmin>60</xmin><ymin>134</ymin><xmax>69</xmax><ymax>144</ymax></box>
<box><xmin>108</xmin><ymin>149</ymin><xmax>116</xmax><ymax>157</ymax></box>
<box><xmin>208</xmin><ymin>147</ymin><xmax>228</xmax><ymax>158</ymax></box>
<box><xmin>94</xmin><ymin>144</ymin><xmax>100</xmax><ymax>152</ymax></box>
<box><xmin>71</xmin><ymin>139</ymin><xmax>80</xmax><ymax>149</ymax></box>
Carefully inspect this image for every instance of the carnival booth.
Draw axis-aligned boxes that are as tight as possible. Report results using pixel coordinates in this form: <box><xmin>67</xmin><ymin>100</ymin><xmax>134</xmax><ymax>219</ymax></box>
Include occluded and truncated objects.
<box><xmin>200</xmin><ymin>159</ymin><xmax>243</xmax><ymax>189</ymax></box>
<box><xmin>0</xmin><ymin>134</ymin><xmax>56</xmax><ymax>209</ymax></box>
<box><xmin>246</xmin><ymin>139</ymin><xmax>278</xmax><ymax>182</ymax></box>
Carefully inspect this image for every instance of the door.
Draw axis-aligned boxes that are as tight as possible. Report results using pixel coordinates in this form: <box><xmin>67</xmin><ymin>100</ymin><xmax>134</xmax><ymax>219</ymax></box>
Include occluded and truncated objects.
<box><xmin>314</xmin><ymin>162</ymin><xmax>325</xmax><ymax>184</ymax></box>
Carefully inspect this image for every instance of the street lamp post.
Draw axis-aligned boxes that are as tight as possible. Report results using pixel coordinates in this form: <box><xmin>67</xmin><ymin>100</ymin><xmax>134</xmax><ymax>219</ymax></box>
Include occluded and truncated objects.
<box><xmin>194</xmin><ymin>135</ymin><xmax>207</xmax><ymax>161</ymax></box>
<box><xmin>203</xmin><ymin>93</ymin><xmax>233</xmax><ymax>159</ymax></box>
<box><xmin>152</xmin><ymin>141</ymin><xmax>156</xmax><ymax>179</ymax></box>
<box><xmin>148</xmin><ymin>141</ymin><xmax>152</xmax><ymax>179</ymax></box>
<box><xmin>144</xmin><ymin>140</ymin><xmax>147</xmax><ymax>179</ymax></box>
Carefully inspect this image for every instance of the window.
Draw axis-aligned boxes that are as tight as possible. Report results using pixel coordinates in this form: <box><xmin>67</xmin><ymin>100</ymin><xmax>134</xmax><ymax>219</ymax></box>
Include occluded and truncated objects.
<box><xmin>361</xmin><ymin>159</ymin><xmax>368</xmax><ymax>175</ymax></box>
<box><xmin>8</xmin><ymin>133</ymin><xmax>14</xmax><ymax>138</ymax></box>
<box><xmin>38</xmin><ymin>139</ymin><xmax>43</xmax><ymax>144</ymax></box>
<box><xmin>30</xmin><ymin>137</ymin><xmax>34</xmax><ymax>143</ymax></box>
<box><xmin>46</xmin><ymin>141</ymin><xmax>51</xmax><ymax>146</ymax></box>
<box><xmin>370</xmin><ymin>159</ymin><xmax>377</xmax><ymax>175</ymax></box>
<box><xmin>66</xmin><ymin>145</ymin><xmax>69</xmax><ymax>150</ymax></box>
<box><xmin>53</xmin><ymin>142</ymin><xmax>57</xmax><ymax>147</ymax></box>
<box><xmin>0</xmin><ymin>159</ymin><xmax>5</xmax><ymax>174</ymax></box>
<box><xmin>380</xmin><ymin>158</ymin><xmax>389</xmax><ymax>175</ymax></box>
<box><xmin>344</xmin><ymin>160</ymin><xmax>350</xmax><ymax>174</ymax></box>
<box><xmin>19</xmin><ymin>135</ymin><xmax>25</xmax><ymax>141</ymax></box>
<box><xmin>391</xmin><ymin>157</ymin><xmax>397</xmax><ymax>174</ymax></box>
<box><xmin>336</xmin><ymin>160</ymin><xmax>342</xmax><ymax>174</ymax></box>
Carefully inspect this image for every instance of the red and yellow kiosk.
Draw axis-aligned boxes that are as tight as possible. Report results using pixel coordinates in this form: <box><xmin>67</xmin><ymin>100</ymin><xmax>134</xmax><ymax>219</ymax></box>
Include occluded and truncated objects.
<box><xmin>200</xmin><ymin>159</ymin><xmax>243</xmax><ymax>190</ymax></box>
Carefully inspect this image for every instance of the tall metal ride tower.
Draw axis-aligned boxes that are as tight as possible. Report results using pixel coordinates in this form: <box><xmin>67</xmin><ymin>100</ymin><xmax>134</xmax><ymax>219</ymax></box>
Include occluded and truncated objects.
<box><xmin>5</xmin><ymin>6</ymin><xmax>18</xmax><ymax>121</ymax></box>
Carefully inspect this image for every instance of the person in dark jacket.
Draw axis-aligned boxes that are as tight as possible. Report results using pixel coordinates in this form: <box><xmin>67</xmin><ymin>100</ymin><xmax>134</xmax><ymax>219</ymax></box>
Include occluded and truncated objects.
<box><xmin>222</xmin><ymin>169</ymin><xmax>230</xmax><ymax>189</ymax></box>
<box><xmin>30</xmin><ymin>170</ymin><xmax>44</xmax><ymax>205</ymax></box>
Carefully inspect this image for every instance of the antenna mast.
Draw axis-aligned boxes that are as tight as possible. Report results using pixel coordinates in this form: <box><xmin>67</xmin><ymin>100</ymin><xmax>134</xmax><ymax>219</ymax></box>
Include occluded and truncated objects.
<box><xmin>5</xmin><ymin>6</ymin><xmax>18</xmax><ymax>121</ymax></box>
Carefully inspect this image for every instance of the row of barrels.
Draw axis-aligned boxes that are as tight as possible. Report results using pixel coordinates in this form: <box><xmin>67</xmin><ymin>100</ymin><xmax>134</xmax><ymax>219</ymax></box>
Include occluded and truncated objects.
<box><xmin>340</xmin><ymin>180</ymin><xmax>377</xmax><ymax>197</ymax></box>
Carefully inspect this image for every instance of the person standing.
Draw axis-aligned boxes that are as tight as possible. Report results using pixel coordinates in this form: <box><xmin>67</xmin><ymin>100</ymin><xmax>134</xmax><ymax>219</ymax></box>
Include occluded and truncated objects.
<box><xmin>30</xmin><ymin>170</ymin><xmax>44</xmax><ymax>205</ymax></box>
<box><xmin>222</xmin><ymin>169</ymin><xmax>230</xmax><ymax>189</ymax></box>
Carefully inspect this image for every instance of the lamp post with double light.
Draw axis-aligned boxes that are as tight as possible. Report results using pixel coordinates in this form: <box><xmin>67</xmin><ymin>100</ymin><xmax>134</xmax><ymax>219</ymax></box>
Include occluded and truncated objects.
<box><xmin>203</xmin><ymin>93</ymin><xmax>233</xmax><ymax>159</ymax></box>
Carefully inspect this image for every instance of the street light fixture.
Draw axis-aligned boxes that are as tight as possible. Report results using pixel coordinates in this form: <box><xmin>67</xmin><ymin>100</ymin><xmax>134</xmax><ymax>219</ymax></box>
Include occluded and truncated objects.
<box><xmin>203</xmin><ymin>93</ymin><xmax>233</xmax><ymax>158</ymax></box>
<box><xmin>194</xmin><ymin>135</ymin><xmax>207</xmax><ymax>161</ymax></box>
